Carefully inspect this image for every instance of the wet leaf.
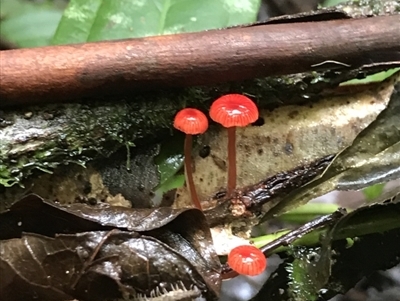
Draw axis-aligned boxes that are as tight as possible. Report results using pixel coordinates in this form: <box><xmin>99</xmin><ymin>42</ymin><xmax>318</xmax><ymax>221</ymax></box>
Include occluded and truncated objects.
<box><xmin>265</xmin><ymin>74</ymin><xmax>400</xmax><ymax>218</ymax></box>
<box><xmin>287</xmin><ymin>246</ymin><xmax>330</xmax><ymax>301</ymax></box>
<box><xmin>317</xmin><ymin>199</ymin><xmax>400</xmax><ymax>298</ymax></box>
<box><xmin>325</xmin><ymin>230</ymin><xmax>400</xmax><ymax>298</ymax></box>
<box><xmin>252</xmin><ymin>227</ymin><xmax>400</xmax><ymax>301</ymax></box>
<box><xmin>251</xmin><ymin>199</ymin><xmax>400</xmax><ymax>300</ymax></box>
<box><xmin>330</xmin><ymin>198</ymin><xmax>400</xmax><ymax>240</ymax></box>
<box><xmin>1</xmin><ymin>231</ymin><xmax>207</xmax><ymax>301</ymax></box>
<box><xmin>0</xmin><ymin>194</ymin><xmax>221</xmax><ymax>300</ymax></box>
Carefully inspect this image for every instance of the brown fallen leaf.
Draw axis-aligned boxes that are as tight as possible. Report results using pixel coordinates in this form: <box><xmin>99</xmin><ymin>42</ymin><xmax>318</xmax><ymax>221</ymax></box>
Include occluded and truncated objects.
<box><xmin>0</xmin><ymin>194</ymin><xmax>221</xmax><ymax>301</ymax></box>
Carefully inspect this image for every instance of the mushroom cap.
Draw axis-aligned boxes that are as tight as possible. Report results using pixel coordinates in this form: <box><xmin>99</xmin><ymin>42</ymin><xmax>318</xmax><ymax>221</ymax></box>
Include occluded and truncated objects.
<box><xmin>228</xmin><ymin>245</ymin><xmax>267</xmax><ymax>276</ymax></box>
<box><xmin>209</xmin><ymin>94</ymin><xmax>259</xmax><ymax>128</ymax></box>
<box><xmin>173</xmin><ymin>108</ymin><xmax>209</xmax><ymax>135</ymax></box>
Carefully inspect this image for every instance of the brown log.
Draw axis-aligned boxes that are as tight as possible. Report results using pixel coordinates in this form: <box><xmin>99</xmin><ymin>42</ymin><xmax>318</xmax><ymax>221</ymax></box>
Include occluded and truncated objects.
<box><xmin>1</xmin><ymin>14</ymin><xmax>399</xmax><ymax>107</ymax></box>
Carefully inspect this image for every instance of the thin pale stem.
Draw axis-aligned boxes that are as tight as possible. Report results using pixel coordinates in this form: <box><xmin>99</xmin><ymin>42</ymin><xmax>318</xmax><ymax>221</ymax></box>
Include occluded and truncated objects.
<box><xmin>184</xmin><ymin>134</ymin><xmax>202</xmax><ymax>210</ymax></box>
<box><xmin>227</xmin><ymin>127</ymin><xmax>236</xmax><ymax>196</ymax></box>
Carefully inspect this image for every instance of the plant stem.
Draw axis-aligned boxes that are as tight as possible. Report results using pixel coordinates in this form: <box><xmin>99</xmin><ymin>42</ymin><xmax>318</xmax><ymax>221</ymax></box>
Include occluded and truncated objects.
<box><xmin>278</xmin><ymin>203</ymin><xmax>341</xmax><ymax>224</ymax></box>
<box><xmin>252</xmin><ymin>202</ymin><xmax>400</xmax><ymax>256</ymax></box>
<box><xmin>184</xmin><ymin>134</ymin><xmax>202</xmax><ymax>210</ymax></box>
<box><xmin>227</xmin><ymin>127</ymin><xmax>236</xmax><ymax>195</ymax></box>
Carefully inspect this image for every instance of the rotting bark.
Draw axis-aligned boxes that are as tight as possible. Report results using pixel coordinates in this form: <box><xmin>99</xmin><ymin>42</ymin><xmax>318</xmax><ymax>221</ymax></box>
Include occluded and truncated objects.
<box><xmin>203</xmin><ymin>155</ymin><xmax>335</xmax><ymax>228</ymax></box>
<box><xmin>3</xmin><ymin>75</ymin><xmax>396</xmax><ymax>220</ymax></box>
<box><xmin>0</xmin><ymin>78</ymin><xmax>280</xmax><ymax>187</ymax></box>
<box><xmin>0</xmin><ymin>12</ymin><xmax>399</xmax><ymax>107</ymax></box>
<box><xmin>0</xmin><ymin>71</ymin><xmax>398</xmax><ymax>187</ymax></box>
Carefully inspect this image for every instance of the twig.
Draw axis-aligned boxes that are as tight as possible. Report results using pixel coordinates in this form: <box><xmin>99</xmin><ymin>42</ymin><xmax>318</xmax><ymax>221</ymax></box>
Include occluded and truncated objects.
<box><xmin>260</xmin><ymin>208</ymin><xmax>346</xmax><ymax>255</ymax></box>
<box><xmin>1</xmin><ymin>14</ymin><xmax>399</xmax><ymax>106</ymax></box>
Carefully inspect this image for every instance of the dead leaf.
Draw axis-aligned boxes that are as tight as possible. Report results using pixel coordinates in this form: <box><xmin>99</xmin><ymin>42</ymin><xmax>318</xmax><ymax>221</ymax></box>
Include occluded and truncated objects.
<box><xmin>0</xmin><ymin>194</ymin><xmax>221</xmax><ymax>300</ymax></box>
<box><xmin>265</xmin><ymin>73</ymin><xmax>400</xmax><ymax>218</ymax></box>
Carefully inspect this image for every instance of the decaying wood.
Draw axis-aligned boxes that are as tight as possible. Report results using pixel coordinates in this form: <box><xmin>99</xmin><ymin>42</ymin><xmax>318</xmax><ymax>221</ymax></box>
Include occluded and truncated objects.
<box><xmin>0</xmin><ymin>14</ymin><xmax>399</xmax><ymax>106</ymax></box>
<box><xmin>0</xmin><ymin>72</ymin><xmax>397</xmax><ymax>187</ymax></box>
<box><xmin>1</xmin><ymin>75</ymin><xmax>397</xmax><ymax>215</ymax></box>
<box><xmin>0</xmin><ymin>76</ymin><xmax>321</xmax><ymax>187</ymax></box>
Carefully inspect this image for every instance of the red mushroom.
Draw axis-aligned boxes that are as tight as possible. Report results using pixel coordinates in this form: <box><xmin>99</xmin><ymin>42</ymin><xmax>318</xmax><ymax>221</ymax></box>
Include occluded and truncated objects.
<box><xmin>228</xmin><ymin>245</ymin><xmax>267</xmax><ymax>276</ymax></box>
<box><xmin>209</xmin><ymin>94</ymin><xmax>259</xmax><ymax>195</ymax></box>
<box><xmin>173</xmin><ymin>108</ymin><xmax>208</xmax><ymax>210</ymax></box>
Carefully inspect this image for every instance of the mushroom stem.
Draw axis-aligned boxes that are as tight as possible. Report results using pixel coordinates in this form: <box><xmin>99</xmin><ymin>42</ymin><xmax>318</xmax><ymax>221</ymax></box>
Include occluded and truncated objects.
<box><xmin>184</xmin><ymin>134</ymin><xmax>202</xmax><ymax>210</ymax></box>
<box><xmin>227</xmin><ymin>126</ymin><xmax>237</xmax><ymax>195</ymax></box>
<box><xmin>210</xmin><ymin>94</ymin><xmax>258</xmax><ymax>196</ymax></box>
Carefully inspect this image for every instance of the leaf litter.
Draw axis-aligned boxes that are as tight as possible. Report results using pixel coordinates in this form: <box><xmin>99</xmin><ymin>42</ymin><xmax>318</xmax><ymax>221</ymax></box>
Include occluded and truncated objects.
<box><xmin>1</xmin><ymin>72</ymin><xmax>400</xmax><ymax>301</ymax></box>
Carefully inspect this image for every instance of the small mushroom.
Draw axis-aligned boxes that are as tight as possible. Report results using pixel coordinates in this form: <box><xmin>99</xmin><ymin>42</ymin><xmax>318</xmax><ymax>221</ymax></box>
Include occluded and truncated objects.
<box><xmin>173</xmin><ymin>108</ymin><xmax>208</xmax><ymax>210</ymax></box>
<box><xmin>228</xmin><ymin>245</ymin><xmax>267</xmax><ymax>276</ymax></box>
<box><xmin>209</xmin><ymin>94</ymin><xmax>259</xmax><ymax>195</ymax></box>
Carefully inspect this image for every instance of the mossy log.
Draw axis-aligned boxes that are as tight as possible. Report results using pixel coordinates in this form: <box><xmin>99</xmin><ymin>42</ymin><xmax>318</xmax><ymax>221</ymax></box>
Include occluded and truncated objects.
<box><xmin>0</xmin><ymin>68</ymin><xmax>398</xmax><ymax>188</ymax></box>
<box><xmin>0</xmin><ymin>76</ymin><xmax>323</xmax><ymax>187</ymax></box>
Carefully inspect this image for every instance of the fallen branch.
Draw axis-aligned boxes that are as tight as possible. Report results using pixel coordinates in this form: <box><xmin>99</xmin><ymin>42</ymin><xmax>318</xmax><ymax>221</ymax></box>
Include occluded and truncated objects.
<box><xmin>1</xmin><ymin>14</ymin><xmax>399</xmax><ymax>106</ymax></box>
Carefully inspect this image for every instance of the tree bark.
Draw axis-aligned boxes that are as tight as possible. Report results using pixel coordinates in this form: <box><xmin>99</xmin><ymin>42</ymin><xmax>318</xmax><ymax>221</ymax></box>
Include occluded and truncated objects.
<box><xmin>1</xmin><ymin>14</ymin><xmax>399</xmax><ymax>107</ymax></box>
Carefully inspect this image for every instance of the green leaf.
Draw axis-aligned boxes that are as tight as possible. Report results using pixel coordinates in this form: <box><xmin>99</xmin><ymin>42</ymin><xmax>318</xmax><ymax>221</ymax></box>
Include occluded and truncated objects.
<box><xmin>252</xmin><ymin>200</ymin><xmax>400</xmax><ymax>301</ymax></box>
<box><xmin>287</xmin><ymin>246</ymin><xmax>329</xmax><ymax>301</ymax></box>
<box><xmin>52</xmin><ymin>0</ymin><xmax>260</xmax><ymax>44</ymax></box>
<box><xmin>220</xmin><ymin>0</ymin><xmax>261</xmax><ymax>26</ymax></box>
<box><xmin>0</xmin><ymin>0</ymin><xmax>64</xmax><ymax>47</ymax></box>
<box><xmin>321</xmin><ymin>0</ymin><xmax>347</xmax><ymax>7</ymax></box>
<box><xmin>251</xmin><ymin>207</ymin><xmax>400</xmax><ymax>301</ymax></box>
<box><xmin>332</xmin><ymin>200</ymin><xmax>400</xmax><ymax>240</ymax></box>
<box><xmin>154</xmin><ymin>174</ymin><xmax>185</xmax><ymax>198</ymax></box>
<box><xmin>362</xmin><ymin>183</ymin><xmax>385</xmax><ymax>202</ymax></box>
<box><xmin>154</xmin><ymin>136</ymin><xmax>185</xmax><ymax>188</ymax></box>
<box><xmin>341</xmin><ymin>68</ymin><xmax>400</xmax><ymax>86</ymax></box>
<box><xmin>253</xmin><ymin>199</ymin><xmax>400</xmax><ymax>254</ymax></box>
<box><xmin>278</xmin><ymin>203</ymin><xmax>340</xmax><ymax>224</ymax></box>
<box><xmin>151</xmin><ymin>136</ymin><xmax>185</xmax><ymax>205</ymax></box>
<box><xmin>51</xmin><ymin>0</ymin><xmax>102</xmax><ymax>45</ymax></box>
<box><xmin>260</xmin><ymin>199</ymin><xmax>400</xmax><ymax>300</ymax></box>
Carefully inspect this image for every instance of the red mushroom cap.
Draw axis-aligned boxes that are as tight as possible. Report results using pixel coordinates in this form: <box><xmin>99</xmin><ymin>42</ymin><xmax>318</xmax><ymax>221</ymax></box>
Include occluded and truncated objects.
<box><xmin>209</xmin><ymin>94</ymin><xmax>259</xmax><ymax>128</ymax></box>
<box><xmin>228</xmin><ymin>245</ymin><xmax>267</xmax><ymax>276</ymax></box>
<box><xmin>173</xmin><ymin>108</ymin><xmax>209</xmax><ymax>135</ymax></box>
